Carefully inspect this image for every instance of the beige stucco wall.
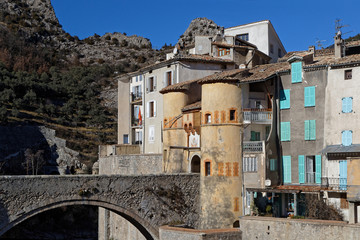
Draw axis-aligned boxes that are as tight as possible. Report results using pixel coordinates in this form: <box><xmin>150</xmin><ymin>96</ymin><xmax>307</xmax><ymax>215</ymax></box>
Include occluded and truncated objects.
<box><xmin>118</xmin><ymin>78</ymin><xmax>130</xmax><ymax>144</ymax></box>
<box><xmin>199</xmin><ymin>82</ymin><xmax>243</xmax><ymax>229</ymax></box>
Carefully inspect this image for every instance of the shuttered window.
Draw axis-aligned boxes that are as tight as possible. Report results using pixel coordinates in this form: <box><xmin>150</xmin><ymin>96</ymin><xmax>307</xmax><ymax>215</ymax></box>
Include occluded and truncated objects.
<box><xmin>146</xmin><ymin>101</ymin><xmax>156</xmax><ymax>118</ymax></box>
<box><xmin>283</xmin><ymin>156</ymin><xmax>292</xmax><ymax>183</ymax></box>
<box><xmin>315</xmin><ymin>155</ymin><xmax>322</xmax><ymax>184</ymax></box>
<box><xmin>298</xmin><ymin>155</ymin><xmax>305</xmax><ymax>183</ymax></box>
<box><xmin>304</xmin><ymin>86</ymin><xmax>315</xmax><ymax>107</ymax></box>
<box><xmin>243</xmin><ymin>157</ymin><xmax>257</xmax><ymax>172</ymax></box>
<box><xmin>304</xmin><ymin>120</ymin><xmax>316</xmax><ymax>140</ymax></box>
<box><xmin>250</xmin><ymin>131</ymin><xmax>260</xmax><ymax>141</ymax></box>
<box><xmin>342</xmin><ymin>130</ymin><xmax>352</xmax><ymax>146</ymax></box>
<box><xmin>280</xmin><ymin>89</ymin><xmax>290</xmax><ymax>109</ymax></box>
<box><xmin>270</xmin><ymin>159</ymin><xmax>277</xmax><ymax>171</ymax></box>
<box><xmin>291</xmin><ymin>62</ymin><xmax>302</xmax><ymax>83</ymax></box>
<box><xmin>281</xmin><ymin>122</ymin><xmax>291</xmax><ymax>141</ymax></box>
<box><xmin>342</xmin><ymin>97</ymin><xmax>353</xmax><ymax>113</ymax></box>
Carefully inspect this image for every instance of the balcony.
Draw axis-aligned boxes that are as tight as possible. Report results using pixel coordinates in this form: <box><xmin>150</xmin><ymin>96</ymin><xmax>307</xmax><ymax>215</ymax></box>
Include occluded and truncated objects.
<box><xmin>321</xmin><ymin>177</ymin><xmax>347</xmax><ymax>191</ymax></box>
<box><xmin>243</xmin><ymin>108</ymin><xmax>272</xmax><ymax>124</ymax></box>
<box><xmin>132</xmin><ymin>118</ymin><xmax>142</xmax><ymax>128</ymax></box>
<box><xmin>243</xmin><ymin>141</ymin><xmax>264</xmax><ymax>153</ymax></box>
<box><xmin>131</xmin><ymin>92</ymin><xmax>142</xmax><ymax>103</ymax></box>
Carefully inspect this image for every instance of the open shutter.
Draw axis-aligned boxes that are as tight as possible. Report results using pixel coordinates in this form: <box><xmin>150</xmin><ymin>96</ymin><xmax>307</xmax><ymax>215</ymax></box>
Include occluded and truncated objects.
<box><xmin>315</xmin><ymin>155</ymin><xmax>321</xmax><ymax>184</ymax></box>
<box><xmin>146</xmin><ymin>102</ymin><xmax>150</xmax><ymax>118</ymax></box>
<box><xmin>304</xmin><ymin>120</ymin><xmax>310</xmax><ymax>140</ymax></box>
<box><xmin>171</xmin><ymin>70</ymin><xmax>174</xmax><ymax>85</ymax></box>
<box><xmin>310</xmin><ymin>120</ymin><xmax>316</xmax><ymax>140</ymax></box>
<box><xmin>146</xmin><ymin>78</ymin><xmax>149</xmax><ymax>92</ymax></box>
<box><xmin>349</xmin><ymin>97</ymin><xmax>353</xmax><ymax>112</ymax></box>
<box><xmin>298</xmin><ymin>155</ymin><xmax>305</xmax><ymax>184</ymax></box>
<box><xmin>153</xmin><ymin>76</ymin><xmax>157</xmax><ymax>90</ymax></box>
<box><xmin>153</xmin><ymin>100</ymin><xmax>157</xmax><ymax>117</ymax></box>
<box><xmin>342</xmin><ymin>97</ymin><xmax>347</xmax><ymax>113</ymax></box>
<box><xmin>163</xmin><ymin>72</ymin><xmax>167</xmax><ymax>88</ymax></box>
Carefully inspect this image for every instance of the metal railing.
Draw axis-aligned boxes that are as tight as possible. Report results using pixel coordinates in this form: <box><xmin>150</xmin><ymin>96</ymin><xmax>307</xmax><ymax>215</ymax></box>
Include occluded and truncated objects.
<box><xmin>132</xmin><ymin>118</ymin><xmax>141</xmax><ymax>127</ymax></box>
<box><xmin>243</xmin><ymin>108</ymin><xmax>272</xmax><ymax>124</ymax></box>
<box><xmin>131</xmin><ymin>92</ymin><xmax>142</xmax><ymax>102</ymax></box>
<box><xmin>321</xmin><ymin>177</ymin><xmax>347</xmax><ymax>191</ymax></box>
<box><xmin>243</xmin><ymin>141</ymin><xmax>264</xmax><ymax>153</ymax></box>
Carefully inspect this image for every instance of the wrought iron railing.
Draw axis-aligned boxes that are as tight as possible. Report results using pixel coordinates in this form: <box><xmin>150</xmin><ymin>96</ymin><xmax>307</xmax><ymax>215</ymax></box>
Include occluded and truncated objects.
<box><xmin>321</xmin><ymin>177</ymin><xmax>347</xmax><ymax>191</ymax></box>
<box><xmin>243</xmin><ymin>108</ymin><xmax>272</xmax><ymax>123</ymax></box>
<box><xmin>243</xmin><ymin>141</ymin><xmax>264</xmax><ymax>153</ymax></box>
<box><xmin>131</xmin><ymin>92</ymin><xmax>142</xmax><ymax>101</ymax></box>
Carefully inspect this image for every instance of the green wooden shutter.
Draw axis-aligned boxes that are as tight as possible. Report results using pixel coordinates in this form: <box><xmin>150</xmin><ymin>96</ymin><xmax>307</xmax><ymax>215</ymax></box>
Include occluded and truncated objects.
<box><xmin>270</xmin><ymin>159</ymin><xmax>277</xmax><ymax>171</ymax></box>
<box><xmin>280</xmin><ymin>89</ymin><xmax>290</xmax><ymax>109</ymax></box>
<box><xmin>251</xmin><ymin>131</ymin><xmax>256</xmax><ymax>141</ymax></box>
<box><xmin>283</xmin><ymin>156</ymin><xmax>291</xmax><ymax>183</ymax></box>
<box><xmin>281</xmin><ymin>122</ymin><xmax>290</xmax><ymax>141</ymax></box>
<box><xmin>304</xmin><ymin>120</ymin><xmax>310</xmax><ymax>140</ymax></box>
<box><xmin>310</xmin><ymin>120</ymin><xmax>316</xmax><ymax>140</ymax></box>
<box><xmin>298</xmin><ymin>155</ymin><xmax>305</xmax><ymax>184</ymax></box>
<box><xmin>304</xmin><ymin>86</ymin><xmax>315</xmax><ymax>107</ymax></box>
<box><xmin>315</xmin><ymin>155</ymin><xmax>322</xmax><ymax>184</ymax></box>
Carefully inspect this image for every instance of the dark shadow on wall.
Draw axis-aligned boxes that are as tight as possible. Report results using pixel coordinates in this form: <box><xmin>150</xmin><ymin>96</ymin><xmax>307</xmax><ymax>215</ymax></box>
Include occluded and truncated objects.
<box><xmin>0</xmin><ymin>201</ymin><xmax>9</xmax><ymax>237</ymax></box>
<box><xmin>0</xmin><ymin>125</ymin><xmax>58</xmax><ymax>175</ymax></box>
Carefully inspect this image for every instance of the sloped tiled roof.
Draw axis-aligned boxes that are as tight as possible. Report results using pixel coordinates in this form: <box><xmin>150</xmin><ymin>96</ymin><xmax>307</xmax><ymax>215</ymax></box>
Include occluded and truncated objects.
<box><xmin>197</xmin><ymin>68</ymin><xmax>248</xmax><ymax>84</ymax></box>
<box><xmin>182</xmin><ymin>101</ymin><xmax>201</xmax><ymax>112</ymax></box>
<box><xmin>160</xmin><ymin>78</ymin><xmax>198</xmax><ymax>94</ymax></box>
<box><xmin>240</xmin><ymin>62</ymin><xmax>290</xmax><ymax>83</ymax></box>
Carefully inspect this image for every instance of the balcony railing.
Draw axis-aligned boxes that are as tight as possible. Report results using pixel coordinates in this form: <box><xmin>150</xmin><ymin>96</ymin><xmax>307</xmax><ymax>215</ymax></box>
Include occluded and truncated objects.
<box><xmin>132</xmin><ymin>118</ymin><xmax>142</xmax><ymax>127</ymax></box>
<box><xmin>131</xmin><ymin>92</ymin><xmax>142</xmax><ymax>102</ymax></box>
<box><xmin>243</xmin><ymin>108</ymin><xmax>272</xmax><ymax>124</ymax></box>
<box><xmin>321</xmin><ymin>177</ymin><xmax>347</xmax><ymax>191</ymax></box>
<box><xmin>243</xmin><ymin>141</ymin><xmax>264</xmax><ymax>153</ymax></box>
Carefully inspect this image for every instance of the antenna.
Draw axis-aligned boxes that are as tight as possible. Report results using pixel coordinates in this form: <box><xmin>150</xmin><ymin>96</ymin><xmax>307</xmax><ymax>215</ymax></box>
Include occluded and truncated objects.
<box><xmin>335</xmin><ymin>18</ymin><xmax>350</xmax><ymax>34</ymax></box>
<box><xmin>315</xmin><ymin>38</ymin><xmax>326</xmax><ymax>49</ymax></box>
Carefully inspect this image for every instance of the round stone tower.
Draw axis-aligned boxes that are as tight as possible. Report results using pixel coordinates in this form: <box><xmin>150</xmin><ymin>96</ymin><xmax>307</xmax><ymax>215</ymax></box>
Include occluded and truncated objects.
<box><xmin>198</xmin><ymin>77</ymin><xmax>243</xmax><ymax>229</ymax></box>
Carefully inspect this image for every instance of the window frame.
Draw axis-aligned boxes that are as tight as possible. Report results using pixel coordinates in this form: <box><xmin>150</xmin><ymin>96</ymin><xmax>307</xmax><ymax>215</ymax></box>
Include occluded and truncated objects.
<box><xmin>345</xmin><ymin>69</ymin><xmax>352</xmax><ymax>80</ymax></box>
<box><xmin>204</xmin><ymin>160</ymin><xmax>211</xmax><ymax>176</ymax></box>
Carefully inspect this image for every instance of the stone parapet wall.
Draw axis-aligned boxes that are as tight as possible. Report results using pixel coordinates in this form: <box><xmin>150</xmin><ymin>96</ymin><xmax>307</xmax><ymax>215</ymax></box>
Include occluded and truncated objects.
<box><xmin>99</xmin><ymin>154</ymin><xmax>163</xmax><ymax>175</ymax></box>
<box><xmin>159</xmin><ymin>226</ymin><xmax>241</xmax><ymax>240</ymax></box>
<box><xmin>239</xmin><ymin>216</ymin><xmax>360</xmax><ymax>240</ymax></box>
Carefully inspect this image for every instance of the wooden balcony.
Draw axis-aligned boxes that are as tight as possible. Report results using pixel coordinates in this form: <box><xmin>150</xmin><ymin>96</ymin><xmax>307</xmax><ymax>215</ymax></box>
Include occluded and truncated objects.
<box><xmin>243</xmin><ymin>108</ymin><xmax>272</xmax><ymax>124</ymax></box>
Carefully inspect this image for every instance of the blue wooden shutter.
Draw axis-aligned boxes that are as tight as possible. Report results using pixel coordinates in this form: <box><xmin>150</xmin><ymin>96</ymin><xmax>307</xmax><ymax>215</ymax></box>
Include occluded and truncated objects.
<box><xmin>291</xmin><ymin>62</ymin><xmax>302</xmax><ymax>83</ymax></box>
<box><xmin>310</xmin><ymin>120</ymin><xmax>316</xmax><ymax>140</ymax></box>
<box><xmin>304</xmin><ymin>120</ymin><xmax>310</xmax><ymax>140</ymax></box>
<box><xmin>339</xmin><ymin>160</ymin><xmax>347</xmax><ymax>190</ymax></box>
<box><xmin>270</xmin><ymin>159</ymin><xmax>277</xmax><ymax>171</ymax></box>
<box><xmin>342</xmin><ymin>130</ymin><xmax>352</xmax><ymax>146</ymax></box>
<box><xmin>283</xmin><ymin>156</ymin><xmax>291</xmax><ymax>183</ymax></box>
<box><xmin>281</xmin><ymin>122</ymin><xmax>290</xmax><ymax>141</ymax></box>
<box><xmin>315</xmin><ymin>155</ymin><xmax>322</xmax><ymax>184</ymax></box>
<box><xmin>298</xmin><ymin>155</ymin><xmax>305</xmax><ymax>184</ymax></box>
<box><xmin>342</xmin><ymin>97</ymin><xmax>353</xmax><ymax>113</ymax></box>
<box><xmin>280</xmin><ymin>89</ymin><xmax>290</xmax><ymax>109</ymax></box>
<box><xmin>304</xmin><ymin>86</ymin><xmax>315</xmax><ymax>107</ymax></box>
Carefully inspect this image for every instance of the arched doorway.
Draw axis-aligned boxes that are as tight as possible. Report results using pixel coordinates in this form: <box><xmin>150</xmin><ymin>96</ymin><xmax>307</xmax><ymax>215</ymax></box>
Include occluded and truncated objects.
<box><xmin>190</xmin><ymin>155</ymin><xmax>201</xmax><ymax>173</ymax></box>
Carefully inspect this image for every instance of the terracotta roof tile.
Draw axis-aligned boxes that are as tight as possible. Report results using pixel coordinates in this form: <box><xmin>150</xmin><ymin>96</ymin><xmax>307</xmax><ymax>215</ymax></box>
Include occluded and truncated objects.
<box><xmin>160</xmin><ymin>78</ymin><xmax>198</xmax><ymax>94</ymax></box>
<box><xmin>240</xmin><ymin>62</ymin><xmax>290</xmax><ymax>83</ymax></box>
<box><xmin>346</xmin><ymin>40</ymin><xmax>360</xmax><ymax>47</ymax></box>
<box><xmin>197</xmin><ymin>68</ymin><xmax>248</xmax><ymax>84</ymax></box>
<box><xmin>182</xmin><ymin>101</ymin><xmax>201</xmax><ymax>112</ymax></box>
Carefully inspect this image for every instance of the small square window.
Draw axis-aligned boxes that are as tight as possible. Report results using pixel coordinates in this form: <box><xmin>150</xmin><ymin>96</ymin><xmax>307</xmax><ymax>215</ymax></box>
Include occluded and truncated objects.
<box><xmin>345</xmin><ymin>70</ymin><xmax>352</xmax><ymax>80</ymax></box>
<box><xmin>205</xmin><ymin>113</ymin><xmax>211</xmax><ymax>124</ymax></box>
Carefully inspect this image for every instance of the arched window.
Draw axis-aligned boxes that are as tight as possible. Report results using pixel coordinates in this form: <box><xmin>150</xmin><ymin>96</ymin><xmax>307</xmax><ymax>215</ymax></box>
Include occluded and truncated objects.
<box><xmin>190</xmin><ymin>155</ymin><xmax>201</xmax><ymax>173</ymax></box>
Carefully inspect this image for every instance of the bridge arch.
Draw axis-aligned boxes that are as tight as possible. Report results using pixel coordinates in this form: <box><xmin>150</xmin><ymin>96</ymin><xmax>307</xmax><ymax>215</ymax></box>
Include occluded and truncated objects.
<box><xmin>0</xmin><ymin>199</ymin><xmax>157</xmax><ymax>240</ymax></box>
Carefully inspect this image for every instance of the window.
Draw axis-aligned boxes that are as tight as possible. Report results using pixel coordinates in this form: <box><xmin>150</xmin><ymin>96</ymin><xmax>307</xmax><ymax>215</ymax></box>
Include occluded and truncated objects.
<box><xmin>255</xmin><ymin>100</ymin><xmax>262</xmax><ymax>109</ymax></box>
<box><xmin>243</xmin><ymin>157</ymin><xmax>257</xmax><ymax>172</ymax></box>
<box><xmin>342</xmin><ymin>97</ymin><xmax>353</xmax><ymax>113</ymax></box>
<box><xmin>123</xmin><ymin>134</ymin><xmax>129</xmax><ymax>144</ymax></box>
<box><xmin>229</xmin><ymin>109</ymin><xmax>236</xmax><ymax>121</ymax></box>
<box><xmin>135</xmin><ymin>131</ymin><xmax>142</xmax><ymax>144</ymax></box>
<box><xmin>218</xmin><ymin>48</ymin><xmax>230</xmax><ymax>56</ymax></box>
<box><xmin>238</xmin><ymin>33</ymin><xmax>249</xmax><ymax>41</ymax></box>
<box><xmin>270</xmin><ymin>159</ymin><xmax>277</xmax><ymax>171</ymax></box>
<box><xmin>270</xmin><ymin>44</ymin><xmax>274</xmax><ymax>54</ymax></box>
<box><xmin>250</xmin><ymin>131</ymin><xmax>260</xmax><ymax>141</ymax></box>
<box><xmin>147</xmin><ymin>76</ymin><xmax>156</xmax><ymax>92</ymax></box>
<box><xmin>282</xmin><ymin>156</ymin><xmax>291</xmax><ymax>183</ymax></box>
<box><xmin>205</xmin><ymin>113</ymin><xmax>211</xmax><ymax>124</ymax></box>
<box><xmin>163</xmin><ymin>71</ymin><xmax>173</xmax><ymax>87</ymax></box>
<box><xmin>304</xmin><ymin>120</ymin><xmax>316</xmax><ymax>140</ymax></box>
<box><xmin>278</xmin><ymin>48</ymin><xmax>282</xmax><ymax>58</ymax></box>
<box><xmin>304</xmin><ymin>86</ymin><xmax>315</xmax><ymax>107</ymax></box>
<box><xmin>342</xmin><ymin>130</ymin><xmax>352</xmax><ymax>146</ymax></box>
<box><xmin>281</xmin><ymin>122</ymin><xmax>291</xmax><ymax>141</ymax></box>
<box><xmin>147</xmin><ymin>101</ymin><xmax>156</xmax><ymax>118</ymax></box>
<box><xmin>205</xmin><ymin>161</ymin><xmax>211</xmax><ymax>176</ymax></box>
<box><xmin>345</xmin><ymin>70</ymin><xmax>352</xmax><ymax>80</ymax></box>
<box><xmin>148</xmin><ymin>125</ymin><xmax>155</xmax><ymax>142</ymax></box>
<box><xmin>291</xmin><ymin>62</ymin><xmax>302</xmax><ymax>83</ymax></box>
<box><xmin>298</xmin><ymin>155</ymin><xmax>321</xmax><ymax>184</ymax></box>
<box><xmin>280</xmin><ymin>89</ymin><xmax>290</xmax><ymax>109</ymax></box>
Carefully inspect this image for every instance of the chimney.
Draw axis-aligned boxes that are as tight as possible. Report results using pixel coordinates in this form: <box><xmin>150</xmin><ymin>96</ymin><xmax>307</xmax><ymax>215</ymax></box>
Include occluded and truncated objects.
<box><xmin>308</xmin><ymin>45</ymin><xmax>315</xmax><ymax>57</ymax></box>
<box><xmin>334</xmin><ymin>31</ymin><xmax>344</xmax><ymax>58</ymax></box>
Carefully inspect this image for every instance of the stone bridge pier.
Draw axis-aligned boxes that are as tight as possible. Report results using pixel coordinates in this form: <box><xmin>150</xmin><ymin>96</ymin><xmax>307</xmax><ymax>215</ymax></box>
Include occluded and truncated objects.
<box><xmin>0</xmin><ymin>174</ymin><xmax>200</xmax><ymax>240</ymax></box>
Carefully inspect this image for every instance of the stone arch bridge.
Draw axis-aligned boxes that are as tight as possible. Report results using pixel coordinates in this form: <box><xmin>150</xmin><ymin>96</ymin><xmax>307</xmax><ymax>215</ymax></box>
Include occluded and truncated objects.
<box><xmin>0</xmin><ymin>174</ymin><xmax>200</xmax><ymax>240</ymax></box>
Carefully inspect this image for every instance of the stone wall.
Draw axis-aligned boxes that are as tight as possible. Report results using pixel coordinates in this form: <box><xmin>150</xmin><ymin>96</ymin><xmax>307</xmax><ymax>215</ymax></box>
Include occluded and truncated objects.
<box><xmin>99</xmin><ymin>154</ymin><xmax>163</xmax><ymax>175</ymax></box>
<box><xmin>159</xmin><ymin>226</ymin><xmax>241</xmax><ymax>240</ymax></box>
<box><xmin>239</xmin><ymin>216</ymin><xmax>360</xmax><ymax>240</ymax></box>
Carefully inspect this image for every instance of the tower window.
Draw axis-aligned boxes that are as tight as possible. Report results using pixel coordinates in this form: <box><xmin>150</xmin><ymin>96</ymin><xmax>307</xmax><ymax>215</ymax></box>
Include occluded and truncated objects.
<box><xmin>205</xmin><ymin>161</ymin><xmax>211</xmax><ymax>176</ymax></box>
<box><xmin>229</xmin><ymin>109</ymin><xmax>236</xmax><ymax>121</ymax></box>
<box><xmin>345</xmin><ymin>70</ymin><xmax>352</xmax><ymax>80</ymax></box>
<box><xmin>205</xmin><ymin>113</ymin><xmax>211</xmax><ymax>124</ymax></box>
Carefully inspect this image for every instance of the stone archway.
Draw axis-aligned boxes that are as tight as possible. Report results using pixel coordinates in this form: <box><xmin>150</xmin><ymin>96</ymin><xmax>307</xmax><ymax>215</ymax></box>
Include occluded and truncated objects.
<box><xmin>190</xmin><ymin>155</ymin><xmax>201</xmax><ymax>173</ymax></box>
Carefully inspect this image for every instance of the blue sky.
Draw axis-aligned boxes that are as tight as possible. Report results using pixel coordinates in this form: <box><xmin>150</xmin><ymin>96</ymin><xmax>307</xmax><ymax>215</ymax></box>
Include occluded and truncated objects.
<box><xmin>52</xmin><ymin>0</ymin><xmax>360</xmax><ymax>52</ymax></box>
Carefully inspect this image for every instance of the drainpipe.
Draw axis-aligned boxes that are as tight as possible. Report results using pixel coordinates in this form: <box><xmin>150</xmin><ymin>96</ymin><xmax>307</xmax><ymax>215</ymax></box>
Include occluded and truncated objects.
<box><xmin>275</xmin><ymin>72</ymin><xmax>282</xmax><ymax>185</ymax></box>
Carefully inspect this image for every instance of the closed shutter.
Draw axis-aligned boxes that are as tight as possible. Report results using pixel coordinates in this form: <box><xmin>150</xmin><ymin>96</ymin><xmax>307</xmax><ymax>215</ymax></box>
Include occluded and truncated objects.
<box><xmin>342</xmin><ymin>97</ymin><xmax>353</xmax><ymax>113</ymax></box>
<box><xmin>280</xmin><ymin>89</ymin><xmax>290</xmax><ymax>109</ymax></box>
<box><xmin>339</xmin><ymin>160</ymin><xmax>347</xmax><ymax>190</ymax></box>
<box><xmin>310</xmin><ymin>120</ymin><xmax>316</xmax><ymax>140</ymax></box>
<box><xmin>291</xmin><ymin>62</ymin><xmax>302</xmax><ymax>83</ymax></box>
<box><xmin>283</xmin><ymin>156</ymin><xmax>291</xmax><ymax>183</ymax></box>
<box><xmin>281</xmin><ymin>122</ymin><xmax>290</xmax><ymax>141</ymax></box>
<box><xmin>315</xmin><ymin>155</ymin><xmax>321</xmax><ymax>184</ymax></box>
<box><xmin>270</xmin><ymin>159</ymin><xmax>277</xmax><ymax>171</ymax></box>
<box><xmin>304</xmin><ymin>86</ymin><xmax>315</xmax><ymax>107</ymax></box>
<box><xmin>298</xmin><ymin>155</ymin><xmax>305</xmax><ymax>184</ymax></box>
<box><xmin>342</xmin><ymin>130</ymin><xmax>352</xmax><ymax>146</ymax></box>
